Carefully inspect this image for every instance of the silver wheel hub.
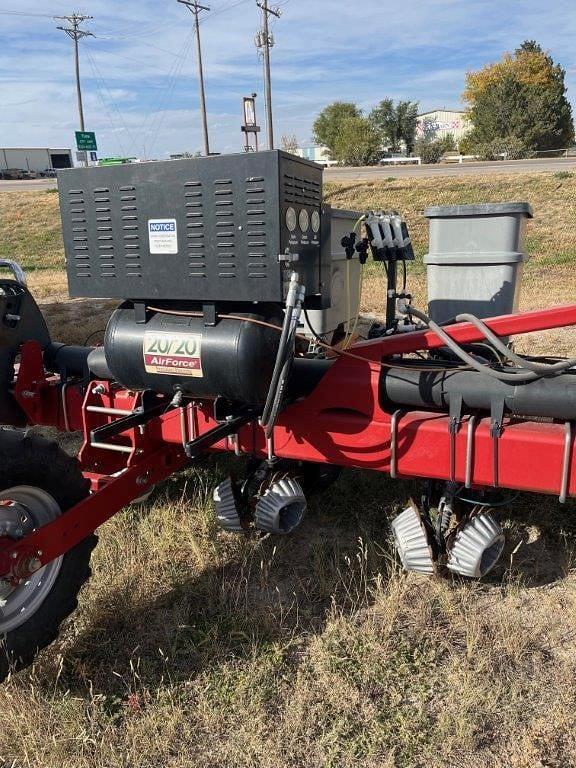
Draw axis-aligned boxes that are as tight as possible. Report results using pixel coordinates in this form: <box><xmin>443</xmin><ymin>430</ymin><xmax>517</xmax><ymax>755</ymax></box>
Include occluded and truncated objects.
<box><xmin>0</xmin><ymin>487</ymin><xmax>63</xmax><ymax>634</ymax></box>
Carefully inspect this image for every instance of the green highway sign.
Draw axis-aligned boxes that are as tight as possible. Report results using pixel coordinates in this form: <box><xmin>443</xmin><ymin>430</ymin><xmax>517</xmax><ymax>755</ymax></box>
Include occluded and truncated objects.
<box><xmin>75</xmin><ymin>131</ymin><xmax>97</xmax><ymax>152</ymax></box>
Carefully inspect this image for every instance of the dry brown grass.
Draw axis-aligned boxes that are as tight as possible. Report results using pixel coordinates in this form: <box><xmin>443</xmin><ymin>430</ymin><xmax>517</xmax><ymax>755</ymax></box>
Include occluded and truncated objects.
<box><xmin>0</xmin><ymin>175</ymin><xmax>574</xmax><ymax>767</ymax></box>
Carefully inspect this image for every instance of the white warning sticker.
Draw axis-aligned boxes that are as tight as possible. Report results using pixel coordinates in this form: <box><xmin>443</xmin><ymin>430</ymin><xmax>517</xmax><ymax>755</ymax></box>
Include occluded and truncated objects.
<box><xmin>143</xmin><ymin>331</ymin><xmax>203</xmax><ymax>378</ymax></box>
<box><xmin>148</xmin><ymin>218</ymin><xmax>178</xmax><ymax>255</ymax></box>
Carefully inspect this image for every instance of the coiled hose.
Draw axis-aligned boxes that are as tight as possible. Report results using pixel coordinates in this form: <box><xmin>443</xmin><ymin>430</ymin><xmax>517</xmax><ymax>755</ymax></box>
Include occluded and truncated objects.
<box><xmin>455</xmin><ymin>312</ymin><xmax>576</xmax><ymax>374</ymax></box>
<box><xmin>403</xmin><ymin>306</ymin><xmax>576</xmax><ymax>383</ymax></box>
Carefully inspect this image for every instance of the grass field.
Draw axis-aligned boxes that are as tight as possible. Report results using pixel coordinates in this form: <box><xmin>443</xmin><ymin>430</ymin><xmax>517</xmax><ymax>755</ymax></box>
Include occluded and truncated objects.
<box><xmin>0</xmin><ymin>173</ymin><xmax>575</xmax><ymax>767</ymax></box>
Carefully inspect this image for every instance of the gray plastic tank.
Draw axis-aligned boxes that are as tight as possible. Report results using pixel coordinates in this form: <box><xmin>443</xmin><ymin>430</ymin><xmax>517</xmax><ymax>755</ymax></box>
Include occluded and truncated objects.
<box><xmin>424</xmin><ymin>202</ymin><xmax>533</xmax><ymax>323</ymax></box>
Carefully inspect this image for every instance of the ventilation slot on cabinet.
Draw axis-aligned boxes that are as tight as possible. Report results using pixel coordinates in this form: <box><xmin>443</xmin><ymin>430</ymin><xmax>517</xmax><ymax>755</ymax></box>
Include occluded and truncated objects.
<box><xmin>245</xmin><ymin>177</ymin><xmax>267</xmax><ymax>278</ymax></box>
<box><xmin>184</xmin><ymin>180</ymin><xmax>206</xmax><ymax>277</ymax></box>
<box><xmin>283</xmin><ymin>174</ymin><xmax>322</xmax><ymax>206</ymax></box>
<box><xmin>120</xmin><ymin>187</ymin><xmax>141</xmax><ymax>277</ymax></box>
<box><xmin>214</xmin><ymin>179</ymin><xmax>235</xmax><ymax>279</ymax></box>
<box><xmin>91</xmin><ymin>188</ymin><xmax>115</xmax><ymax>278</ymax></box>
<box><xmin>68</xmin><ymin>189</ymin><xmax>90</xmax><ymax>277</ymax></box>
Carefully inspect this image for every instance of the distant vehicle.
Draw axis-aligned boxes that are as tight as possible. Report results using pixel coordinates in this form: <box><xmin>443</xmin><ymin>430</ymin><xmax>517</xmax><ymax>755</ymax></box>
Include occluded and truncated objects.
<box><xmin>0</xmin><ymin>169</ymin><xmax>24</xmax><ymax>180</ymax></box>
<box><xmin>98</xmin><ymin>157</ymin><xmax>139</xmax><ymax>166</ymax></box>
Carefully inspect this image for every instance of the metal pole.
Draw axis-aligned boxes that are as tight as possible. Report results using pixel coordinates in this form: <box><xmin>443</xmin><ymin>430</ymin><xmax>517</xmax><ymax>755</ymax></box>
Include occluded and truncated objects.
<box><xmin>262</xmin><ymin>1</ymin><xmax>273</xmax><ymax>150</ymax></box>
<box><xmin>194</xmin><ymin>8</ymin><xmax>210</xmax><ymax>156</ymax></box>
<box><xmin>56</xmin><ymin>14</ymin><xmax>93</xmax><ymax>167</ymax></box>
<box><xmin>256</xmin><ymin>1</ymin><xmax>281</xmax><ymax>151</ymax></box>
<box><xmin>178</xmin><ymin>0</ymin><xmax>211</xmax><ymax>157</ymax></box>
<box><xmin>73</xmin><ymin>24</ymin><xmax>86</xmax><ymax>133</ymax></box>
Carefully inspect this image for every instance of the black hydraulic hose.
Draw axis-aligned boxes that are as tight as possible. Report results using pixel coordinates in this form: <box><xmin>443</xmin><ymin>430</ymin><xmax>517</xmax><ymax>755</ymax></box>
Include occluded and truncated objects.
<box><xmin>455</xmin><ymin>313</ymin><xmax>576</xmax><ymax>374</ymax></box>
<box><xmin>261</xmin><ymin>303</ymin><xmax>294</xmax><ymax>426</ymax></box>
<box><xmin>403</xmin><ymin>306</ymin><xmax>548</xmax><ymax>383</ymax></box>
<box><xmin>264</xmin><ymin>345</ymin><xmax>295</xmax><ymax>439</ymax></box>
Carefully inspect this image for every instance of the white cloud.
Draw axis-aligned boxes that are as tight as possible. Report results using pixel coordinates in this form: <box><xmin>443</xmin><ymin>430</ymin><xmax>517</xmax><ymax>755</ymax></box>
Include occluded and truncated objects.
<box><xmin>0</xmin><ymin>0</ymin><xmax>574</xmax><ymax>156</ymax></box>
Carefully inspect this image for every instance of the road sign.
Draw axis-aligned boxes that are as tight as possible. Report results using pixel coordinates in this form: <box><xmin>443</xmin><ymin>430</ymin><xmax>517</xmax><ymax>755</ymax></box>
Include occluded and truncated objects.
<box><xmin>75</xmin><ymin>131</ymin><xmax>97</xmax><ymax>151</ymax></box>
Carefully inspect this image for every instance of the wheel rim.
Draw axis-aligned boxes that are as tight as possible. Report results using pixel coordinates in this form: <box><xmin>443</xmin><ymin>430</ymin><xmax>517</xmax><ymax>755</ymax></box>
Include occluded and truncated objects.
<box><xmin>0</xmin><ymin>486</ymin><xmax>63</xmax><ymax>634</ymax></box>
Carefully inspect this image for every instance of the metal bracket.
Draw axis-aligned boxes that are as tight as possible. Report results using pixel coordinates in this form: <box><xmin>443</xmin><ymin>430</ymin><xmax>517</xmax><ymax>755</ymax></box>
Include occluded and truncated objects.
<box><xmin>390</xmin><ymin>409</ymin><xmax>404</xmax><ymax>479</ymax></box>
<box><xmin>185</xmin><ymin>410</ymin><xmax>256</xmax><ymax>460</ymax></box>
<box><xmin>465</xmin><ymin>415</ymin><xmax>478</xmax><ymax>489</ymax></box>
<box><xmin>560</xmin><ymin>422</ymin><xmax>574</xmax><ymax>504</ymax></box>
<box><xmin>134</xmin><ymin>302</ymin><xmax>147</xmax><ymax>324</ymax></box>
<box><xmin>90</xmin><ymin>398</ymin><xmax>167</xmax><ymax>444</ymax></box>
<box><xmin>448</xmin><ymin>394</ymin><xmax>463</xmax><ymax>482</ymax></box>
<box><xmin>490</xmin><ymin>398</ymin><xmax>506</xmax><ymax>488</ymax></box>
<box><xmin>203</xmin><ymin>303</ymin><xmax>217</xmax><ymax>327</ymax></box>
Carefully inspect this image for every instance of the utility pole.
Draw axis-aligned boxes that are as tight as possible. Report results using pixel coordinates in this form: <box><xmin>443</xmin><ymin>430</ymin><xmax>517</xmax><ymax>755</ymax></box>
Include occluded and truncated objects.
<box><xmin>177</xmin><ymin>0</ymin><xmax>211</xmax><ymax>157</ymax></box>
<box><xmin>255</xmin><ymin>1</ymin><xmax>281</xmax><ymax>150</ymax></box>
<box><xmin>56</xmin><ymin>14</ymin><xmax>94</xmax><ymax>167</ymax></box>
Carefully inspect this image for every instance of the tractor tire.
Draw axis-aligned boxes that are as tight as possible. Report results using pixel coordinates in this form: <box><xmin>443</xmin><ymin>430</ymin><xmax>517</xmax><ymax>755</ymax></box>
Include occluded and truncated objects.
<box><xmin>0</xmin><ymin>429</ymin><xmax>97</xmax><ymax>682</ymax></box>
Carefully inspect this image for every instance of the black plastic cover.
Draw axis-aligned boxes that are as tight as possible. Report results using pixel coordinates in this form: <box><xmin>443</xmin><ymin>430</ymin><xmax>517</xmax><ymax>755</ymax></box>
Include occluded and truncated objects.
<box><xmin>58</xmin><ymin>150</ymin><xmax>324</xmax><ymax>304</ymax></box>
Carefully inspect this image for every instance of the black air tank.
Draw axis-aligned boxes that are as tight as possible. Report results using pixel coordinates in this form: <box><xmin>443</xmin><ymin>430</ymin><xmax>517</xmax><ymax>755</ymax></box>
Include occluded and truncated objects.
<box><xmin>104</xmin><ymin>303</ymin><xmax>283</xmax><ymax>405</ymax></box>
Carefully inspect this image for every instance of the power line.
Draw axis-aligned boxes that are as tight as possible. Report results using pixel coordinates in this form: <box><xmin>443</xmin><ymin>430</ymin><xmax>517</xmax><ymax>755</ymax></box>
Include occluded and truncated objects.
<box><xmin>91</xmin><ymin>20</ymin><xmax>176</xmax><ymax>41</ymax></box>
<box><xmin>0</xmin><ymin>10</ymin><xmax>59</xmax><ymax>17</ymax></box>
<box><xmin>82</xmin><ymin>43</ymin><xmax>145</xmax><ymax>158</ymax></box>
<box><xmin>177</xmin><ymin>0</ymin><xmax>211</xmax><ymax>157</ymax></box>
<box><xmin>135</xmin><ymin>30</ymin><xmax>195</xmax><ymax>158</ymax></box>
<box><xmin>124</xmin><ymin>31</ymin><xmax>192</xmax><ymax>157</ymax></box>
<box><xmin>201</xmin><ymin>0</ymin><xmax>252</xmax><ymax>22</ymax></box>
<box><xmin>56</xmin><ymin>14</ymin><xmax>94</xmax><ymax>167</ymax></box>
<box><xmin>145</xmin><ymin>33</ymin><xmax>195</xmax><ymax>158</ymax></box>
<box><xmin>255</xmin><ymin>0</ymin><xmax>281</xmax><ymax>150</ymax></box>
<box><xmin>83</xmin><ymin>47</ymin><xmax>127</xmax><ymax>158</ymax></box>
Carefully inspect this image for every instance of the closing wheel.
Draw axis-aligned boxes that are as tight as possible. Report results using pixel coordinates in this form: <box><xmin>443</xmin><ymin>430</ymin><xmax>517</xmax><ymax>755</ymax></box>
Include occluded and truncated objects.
<box><xmin>0</xmin><ymin>429</ymin><xmax>97</xmax><ymax>682</ymax></box>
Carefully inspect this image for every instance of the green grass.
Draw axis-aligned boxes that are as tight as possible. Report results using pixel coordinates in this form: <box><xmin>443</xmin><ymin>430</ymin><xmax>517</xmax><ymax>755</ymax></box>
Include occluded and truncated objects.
<box><xmin>2</xmin><ymin>169</ymin><xmax>576</xmax><ymax>278</ymax></box>
<box><xmin>0</xmin><ymin>191</ymin><xmax>65</xmax><ymax>271</ymax></box>
<box><xmin>324</xmin><ymin>171</ymin><xmax>576</xmax><ymax>272</ymax></box>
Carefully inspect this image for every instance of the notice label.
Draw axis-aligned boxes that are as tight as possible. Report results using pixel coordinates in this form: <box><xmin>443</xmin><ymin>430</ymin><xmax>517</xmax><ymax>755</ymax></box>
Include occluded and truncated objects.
<box><xmin>143</xmin><ymin>332</ymin><xmax>203</xmax><ymax>378</ymax></box>
<box><xmin>148</xmin><ymin>218</ymin><xmax>178</xmax><ymax>255</ymax></box>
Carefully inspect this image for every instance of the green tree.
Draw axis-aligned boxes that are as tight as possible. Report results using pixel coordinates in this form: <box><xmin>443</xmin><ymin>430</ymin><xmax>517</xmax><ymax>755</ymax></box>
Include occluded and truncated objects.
<box><xmin>370</xmin><ymin>99</ymin><xmax>420</xmax><ymax>153</ymax></box>
<box><xmin>312</xmin><ymin>102</ymin><xmax>361</xmax><ymax>159</ymax></box>
<box><xmin>332</xmin><ymin>116</ymin><xmax>382</xmax><ymax>166</ymax></box>
<box><xmin>464</xmin><ymin>41</ymin><xmax>574</xmax><ymax>152</ymax></box>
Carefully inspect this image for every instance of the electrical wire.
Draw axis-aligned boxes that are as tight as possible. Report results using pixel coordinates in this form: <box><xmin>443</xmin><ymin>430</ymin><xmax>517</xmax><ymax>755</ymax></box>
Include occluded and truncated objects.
<box><xmin>343</xmin><ymin>266</ymin><xmax>364</xmax><ymax>350</ymax></box>
<box><xmin>200</xmin><ymin>0</ymin><xmax>253</xmax><ymax>23</ymax></box>
<box><xmin>131</xmin><ymin>30</ymin><xmax>195</xmax><ymax>158</ymax></box>
<box><xmin>83</xmin><ymin>329</ymin><xmax>106</xmax><ymax>346</ymax></box>
<box><xmin>0</xmin><ymin>10</ymin><xmax>58</xmax><ymax>17</ymax></box>
<box><xmin>344</xmin><ymin>258</ymin><xmax>351</xmax><ymax>343</ymax></box>
<box><xmin>92</xmin><ymin>21</ymin><xmax>176</xmax><ymax>41</ymax></box>
<box><xmin>342</xmin><ymin>214</ymin><xmax>366</xmax><ymax>349</ymax></box>
<box><xmin>85</xmin><ymin>45</ymin><xmax>145</xmax><ymax>156</ymax></box>
<box><xmin>146</xmin><ymin>305</ymin><xmax>472</xmax><ymax>374</ymax></box>
<box><xmin>82</xmin><ymin>46</ymin><xmax>129</xmax><ymax>158</ymax></box>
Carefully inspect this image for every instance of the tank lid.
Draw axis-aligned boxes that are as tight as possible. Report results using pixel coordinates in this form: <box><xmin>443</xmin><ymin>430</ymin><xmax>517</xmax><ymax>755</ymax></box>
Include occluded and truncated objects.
<box><xmin>424</xmin><ymin>202</ymin><xmax>533</xmax><ymax>219</ymax></box>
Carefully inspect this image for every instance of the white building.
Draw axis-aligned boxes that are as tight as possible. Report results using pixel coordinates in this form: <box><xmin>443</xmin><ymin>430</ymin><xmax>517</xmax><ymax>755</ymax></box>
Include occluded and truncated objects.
<box><xmin>416</xmin><ymin>110</ymin><xmax>472</xmax><ymax>144</ymax></box>
<box><xmin>294</xmin><ymin>145</ymin><xmax>337</xmax><ymax>167</ymax></box>
<box><xmin>0</xmin><ymin>147</ymin><xmax>73</xmax><ymax>176</ymax></box>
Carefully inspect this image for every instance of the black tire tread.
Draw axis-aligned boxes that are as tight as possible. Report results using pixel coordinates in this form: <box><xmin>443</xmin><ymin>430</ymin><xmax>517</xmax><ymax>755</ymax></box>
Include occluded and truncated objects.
<box><xmin>0</xmin><ymin>428</ymin><xmax>97</xmax><ymax>681</ymax></box>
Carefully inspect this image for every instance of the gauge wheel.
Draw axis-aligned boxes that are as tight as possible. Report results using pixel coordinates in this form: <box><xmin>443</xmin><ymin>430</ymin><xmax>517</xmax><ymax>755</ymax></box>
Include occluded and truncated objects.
<box><xmin>0</xmin><ymin>429</ymin><xmax>97</xmax><ymax>682</ymax></box>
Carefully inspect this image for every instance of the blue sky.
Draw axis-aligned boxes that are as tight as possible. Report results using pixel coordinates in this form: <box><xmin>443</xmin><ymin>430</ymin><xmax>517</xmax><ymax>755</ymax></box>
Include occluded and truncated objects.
<box><xmin>1</xmin><ymin>0</ymin><xmax>575</xmax><ymax>159</ymax></box>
